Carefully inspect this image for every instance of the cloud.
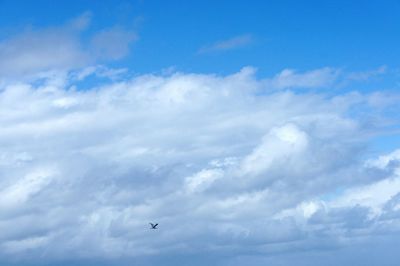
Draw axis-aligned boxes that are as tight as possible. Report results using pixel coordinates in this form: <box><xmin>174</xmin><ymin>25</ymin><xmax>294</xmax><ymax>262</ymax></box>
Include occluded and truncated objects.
<box><xmin>198</xmin><ymin>34</ymin><xmax>253</xmax><ymax>53</ymax></box>
<box><xmin>0</xmin><ymin>13</ymin><xmax>137</xmax><ymax>79</ymax></box>
<box><xmin>90</xmin><ymin>27</ymin><xmax>137</xmax><ymax>60</ymax></box>
<box><xmin>346</xmin><ymin>65</ymin><xmax>387</xmax><ymax>82</ymax></box>
<box><xmin>262</xmin><ymin>66</ymin><xmax>390</xmax><ymax>90</ymax></box>
<box><xmin>264</xmin><ymin>67</ymin><xmax>341</xmax><ymax>89</ymax></box>
<box><xmin>0</xmin><ymin>66</ymin><xmax>399</xmax><ymax>265</ymax></box>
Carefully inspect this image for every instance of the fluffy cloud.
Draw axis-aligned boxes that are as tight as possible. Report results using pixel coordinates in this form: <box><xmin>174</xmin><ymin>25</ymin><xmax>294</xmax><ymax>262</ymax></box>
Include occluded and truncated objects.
<box><xmin>0</xmin><ymin>66</ymin><xmax>399</xmax><ymax>265</ymax></box>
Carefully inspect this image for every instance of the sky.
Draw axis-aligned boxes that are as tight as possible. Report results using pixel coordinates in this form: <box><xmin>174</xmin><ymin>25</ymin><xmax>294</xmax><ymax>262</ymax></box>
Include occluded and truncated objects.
<box><xmin>0</xmin><ymin>0</ymin><xmax>400</xmax><ymax>265</ymax></box>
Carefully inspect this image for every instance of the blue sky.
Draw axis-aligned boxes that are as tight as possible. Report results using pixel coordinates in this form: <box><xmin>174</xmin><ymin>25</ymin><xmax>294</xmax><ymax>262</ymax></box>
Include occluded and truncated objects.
<box><xmin>1</xmin><ymin>0</ymin><xmax>400</xmax><ymax>75</ymax></box>
<box><xmin>0</xmin><ymin>1</ymin><xmax>400</xmax><ymax>266</ymax></box>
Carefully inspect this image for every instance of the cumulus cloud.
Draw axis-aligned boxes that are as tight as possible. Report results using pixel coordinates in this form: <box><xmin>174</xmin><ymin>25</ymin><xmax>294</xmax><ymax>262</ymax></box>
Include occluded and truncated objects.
<box><xmin>0</xmin><ymin>66</ymin><xmax>399</xmax><ymax>265</ymax></box>
<box><xmin>0</xmin><ymin>13</ymin><xmax>137</xmax><ymax>79</ymax></box>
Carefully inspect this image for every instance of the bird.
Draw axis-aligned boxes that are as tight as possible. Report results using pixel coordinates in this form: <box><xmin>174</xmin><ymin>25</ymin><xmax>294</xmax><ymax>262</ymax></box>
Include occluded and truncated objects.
<box><xmin>149</xmin><ymin>223</ymin><xmax>158</xmax><ymax>229</ymax></box>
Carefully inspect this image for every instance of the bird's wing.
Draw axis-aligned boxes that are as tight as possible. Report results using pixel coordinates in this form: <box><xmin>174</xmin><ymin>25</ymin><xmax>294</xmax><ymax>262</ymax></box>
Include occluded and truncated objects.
<box><xmin>154</xmin><ymin>223</ymin><xmax>158</xmax><ymax>227</ymax></box>
<box><xmin>149</xmin><ymin>223</ymin><xmax>154</xmax><ymax>226</ymax></box>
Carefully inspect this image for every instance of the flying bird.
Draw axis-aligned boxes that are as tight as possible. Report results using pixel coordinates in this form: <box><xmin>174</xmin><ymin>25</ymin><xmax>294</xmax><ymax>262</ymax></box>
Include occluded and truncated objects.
<box><xmin>149</xmin><ymin>223</ymin><xmax>158</xmax><ymax>229</ymax></box>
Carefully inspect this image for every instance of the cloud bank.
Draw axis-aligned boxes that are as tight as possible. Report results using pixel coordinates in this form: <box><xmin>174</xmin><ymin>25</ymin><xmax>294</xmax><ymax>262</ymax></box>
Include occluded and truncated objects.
<box><xmin>0</xmin><ymin>63</ymin><xmax>399</xmax><ymax>265</ymax></box>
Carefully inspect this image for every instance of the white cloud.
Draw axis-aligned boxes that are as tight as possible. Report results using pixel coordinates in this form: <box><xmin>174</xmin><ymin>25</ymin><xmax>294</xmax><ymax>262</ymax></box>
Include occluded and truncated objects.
<box><xmin>0</xmin><ymin>66</ymin><xmax>399</xmax><ymax>265</ymax></box>
<box><xmin>185</xmin><ymin>168</ymin><xmax>224</xmax><ymax>193</ymax></box>
<box><xmin>330</xmin><ymin>176</ymin><xmax>400</xmax><ymax>216</ymax></box>
<box><xmin>240</xmin><ymin>123</ymin><xmax>309</xmax><ymax>176</ymax></box>
<box><xmin>0</xmin><ymin>167</ymin><xmax>57</xmax><ymax>209</ymax></box>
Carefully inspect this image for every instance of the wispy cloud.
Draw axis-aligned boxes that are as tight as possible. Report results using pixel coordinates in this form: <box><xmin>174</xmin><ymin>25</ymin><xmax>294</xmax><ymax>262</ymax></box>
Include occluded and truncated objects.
<box><xmin>264</xmin><ymin>67</ymin><xmax>341</xmax><ymax>89</ymax></box>
<box><xmin>198</xmin><ymin>34</ymin><xmax>253</xmax><ymax>54</ymax></box>
<box><xmin>263</xmin><ymin>66</ymin><xmax>389</xmax><ymax>90</ymax></box>
<box><xmin>0</xmin><ymin>13</ymin><xmax>137</xmax><ymax>79</ymax></box>
<box><xmin>346</xmin><ymin>65</ymin><xmax>387</xmax><ymax>81</ymax></box>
